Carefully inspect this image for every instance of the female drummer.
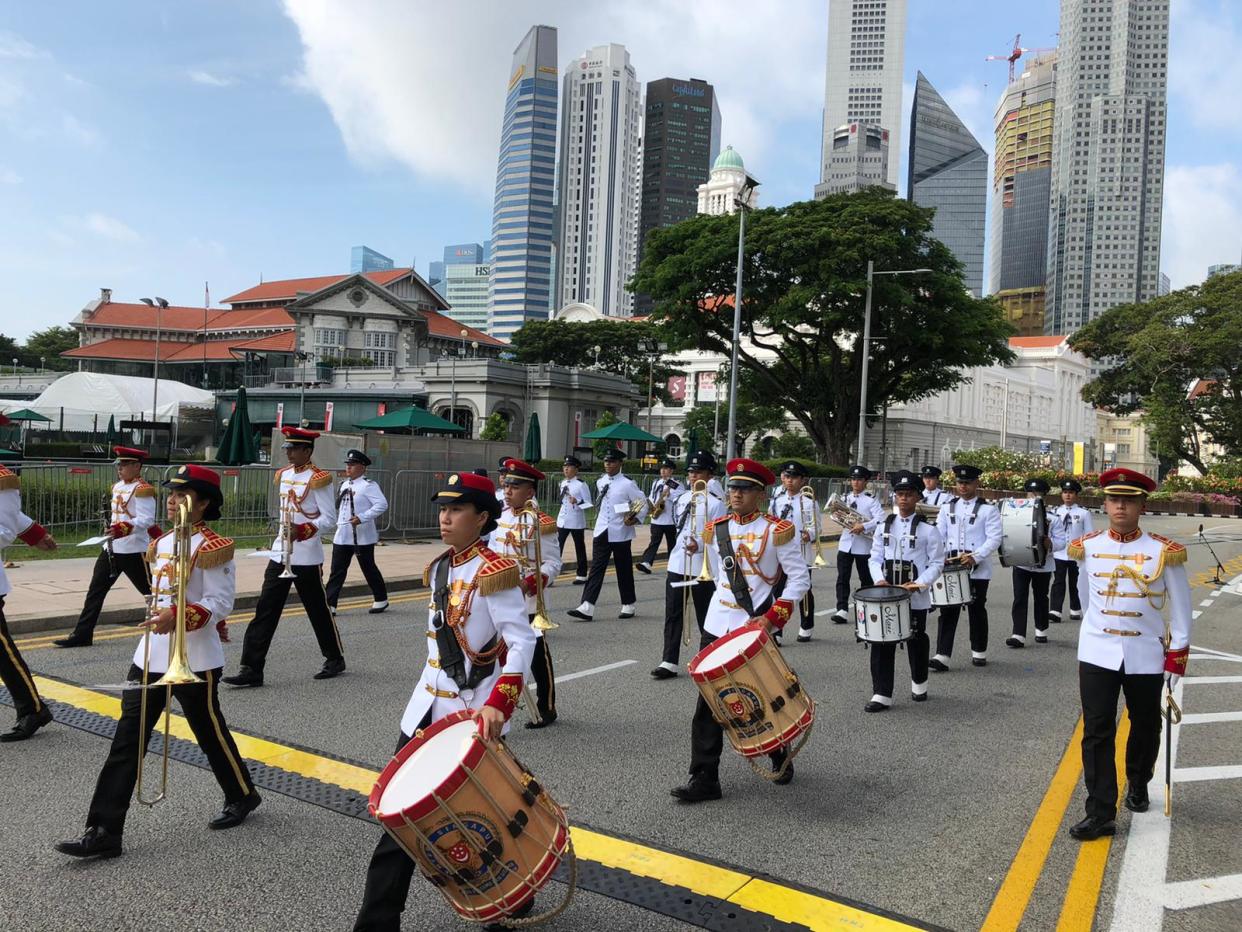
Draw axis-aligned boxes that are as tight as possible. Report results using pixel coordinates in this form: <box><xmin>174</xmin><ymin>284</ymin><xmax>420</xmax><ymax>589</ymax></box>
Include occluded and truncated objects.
<box><xmin>865</xmin><ymin>471</ymin><xmax>944</xmax><ymax>712</ymax></box>
<box><xmin>354</xmin><ymin>471</ymin><xmax>536</xmax><ymax>932</ymax></box>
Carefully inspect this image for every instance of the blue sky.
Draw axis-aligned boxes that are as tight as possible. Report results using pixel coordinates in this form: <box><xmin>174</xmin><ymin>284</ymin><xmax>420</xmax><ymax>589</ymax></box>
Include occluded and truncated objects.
<box><xmin>2</xmin><ymin>0</ymin><xmax>1239</xmax><ymax>341</ymax></box>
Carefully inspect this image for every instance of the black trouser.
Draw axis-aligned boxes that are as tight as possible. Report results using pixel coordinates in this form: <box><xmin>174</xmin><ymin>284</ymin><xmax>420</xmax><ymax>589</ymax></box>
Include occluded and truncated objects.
<box><xmin>529</xmin><ymin>631</ymin><xmax>556</xmax><ymax>720</ymax></box>
<box><xmin>688</xmin><ymin>631</ymin><xmax>784</xmax><ymax>783</ymax></box>
<box><xmin>935</xmin><ymin>578</ymin><xmax>991</xmax><ymax>658</ymax></box>
<box><xmin>69</xmin><ymin>550</ymin><xmax>151</xmax><ymax>641</ymax></box>
<box><xmin>325</xmin><ymin>543</ymin><xmax>389</xmax><ymax>608</ymax></box>
<box><xmin>1079</xmin><ymin>661</ymin><xmax>1164</xmax><ymax>820</ymax></box>
<box><xmin>799</xmin><ymin>590</ymin><xmax>815</xmax><ymax>630</ymax></box>
<box><xmin>1011</xmin><ymin>568</ymin><xmax>1052</xmax><ymax>638</ymax></box>
<box><xmin>662</xmin><ymin>574</ymin><xmax>714</xmax><ymax>666</ymax></box>
<box><xmin>86</xmin><ymin>665</ymin><xmax>254</xmax><ymax>834</ymax></box>
<box><xmin>239</xmin><ymin>561</ymin><xmax>344</xmax><ymax>673</ymax></box>
<box><xmin>355</xmin><ymin>716</ymin><xmax>432</xmax><ymax>932</ymax></box>
<box><xmin>1051</xmin><ymin>559</ymin><xmax>1082</xmax><ymax>616</ymax></box>
<box><xmin>641</xmin><ymin>524</ymin><xmax>677</xmax><ymax>567</ymax></box>
<box><xmin>870</xmin><ymin>610</ymin><xmax>929</xmax><ymax>698</ymax></box>
<box><xmin>835</xmin><ymin>550</ymin><xmax>873</xmax><ymax>611</ymax></box>
<box><xmin>581</xmin><ymin>534</ymin><xmax>635</xmax><ymax>606</ymax></box>
<box><xmin>557</xmin><ymin>527</ymin><xmax>587</xmax><ymax>578</ymax></box>
<box><xmin>0</xmin><ymin>599</ymin><xmax>44</xmax><ymax>719</ymax></box>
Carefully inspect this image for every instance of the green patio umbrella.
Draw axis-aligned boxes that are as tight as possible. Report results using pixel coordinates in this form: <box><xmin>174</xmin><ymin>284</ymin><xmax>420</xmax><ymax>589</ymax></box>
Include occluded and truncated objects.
<box><xmin>579</xmin><ymin>421</ymin><xmax>662</xmax><ymax>443</ymax></box>
<box><xmin>104</xmin><ymin>414</ymin><xmax>118</xmax><ymax>446</ymax></box>
<box><xmin>2</xmin><ymin>408</ymin><xmax>52</xmax><ymax>423</ymax></box>
<box><xmin>216</xmin><ymin>386</ymin><xmax>260</xmax><ymax>465</ymax></box>
<box><xmin>355</xmin><ymin>406</ymin><xmax>465</xmax><ymax>434</ymax></box>
<box><xmin>685</xmin><ymin>428</ymin><xmax>701</xmax><ymax>464</ymax></box>
<box><xmin>523</xmin><ymin>412</ymin><xmax>541</xmax><ymax>463</ymax></box>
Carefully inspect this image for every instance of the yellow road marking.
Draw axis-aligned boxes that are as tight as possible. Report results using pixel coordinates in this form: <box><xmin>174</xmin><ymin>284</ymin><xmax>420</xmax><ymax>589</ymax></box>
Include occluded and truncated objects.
<box><xmin>32</xmin><ymin>673</ymin><xmax>924</xmax><ymax>931</ymax></box>
<box><xmin>1191</xmin><ymin>553</ymin><xmax>1242</xmax><ymax>588</ymax></box>
<box><xmin>1054</xmin><ymin>714</ymin><xmax>1131</xmax><ymax>931</ymax></box>
<box><xmin>980</xmin><ymin>717</ymin><xmax>1086</xmax><ymax>932</ymax></box>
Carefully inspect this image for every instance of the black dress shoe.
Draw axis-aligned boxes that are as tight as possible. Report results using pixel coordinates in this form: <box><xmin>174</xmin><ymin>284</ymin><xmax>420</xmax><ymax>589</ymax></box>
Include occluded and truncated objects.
<box><xmin>671</xmin><ymin>780</ymin><xmax>723</xmax><ymax>803</ymax></box>
<box><xmin>618</xmin><ymin>608</ymin><xmax>636</xmax><ymax>619</ymax></box>
<box><xmin>56</xmin><ymin>826</ymin><xmax>122</xmax><ymax>859</ymax></box>
<box><xmin>523</xmin><ymin>713</ymin><xmax>558</xmax><ymax>730</ymax></box>
<box><xmin>222</xmin><ymin>667</ymin><xmax>263</xmax><ymax>688</ymax></box>
<box><xmin>573</xmin><ymin>577</ymin><xmax>586</xmax><ymax>585</ymax></box>
<box><xmin>1048</xmin><ymin>610</ymin><xmax>1063</xmax><ymax>623</ymax></box>
<box><xmin>313</xmin><ymin>658</ymin><xmax>346</xmax><ymax>680</ymax></box>
<box><xmin>1069</xmin><ymin>815</ymin><xmax>1116</xmax><ymax>840</ymax></box>
<box><xmin>911</xmin><ymin>692</ymin><xmax>928</xmax><ymax>703</ymax></box>
<box><xmin>650</xmin><ymin>666</ymin><xmax>677</xmax><ymax>680</ymax></box>
<box><xmin>209</xmin><ymin>792</ymin><xmax>262</xmax><ymax>829</ymax></box>
<box><xmin>1</xmin><ymin>706</ymin><xmax>54</xmax><ymax>742</ymax></box>
<box><xmin>53</xmin><ymin>635</ymin><xmax>91</xmax><ymax>648</ymax></box>
<box><xmin>1035</xmin><ymin>633</ymin><xmax>1049</xmax><ymax>644</ymax></box>
<box><xmin>1124</xmin><ymin>785</ymin><xmax>1150</xmax><ymax>813</ymax></box>
<box><xmin>771</xmin><ymin>751</ymin><xmax>794</xmax><ymax>786</ymax></box>
<box><xmin>483</xmin><ymin>896</ymin><xmax>534</xmax><ymax>931</ymax></box>
<box><xmin>863</xmin><ymin>700</ymin><xmax>890</xmax><ymax>713</ymax></box>
<box><xmin>929</xmin><ymin>658</ymin><xmax>949</xmax><ymax>673</ymax></box>
<box><xmin>832</xmin><ymin>610</ymin><xmax>849</xmax><ymax>624</ymax></box>
<box><xmin>635</xmin><ymin>562</ymin><xmax>652</xmax><ymax>575</ymax></box>
<box><xmin>1005</xmin><ymin>636</ymin><xmax>1025</xmax><ymax>649</ymax></box>
<box><xmin>368</xmin><ymin>600</ymin><xmax>389</xmax><ymax>614</ymax></box>
<box><xmin>567</xmin><ymin>608</ymin><xmax>592</xmax><ymax>621</ymax></box>
<box><xmin>972</xmin><ymin>658</ymin><xmax>988</xmax><ymax>667</ymax></box>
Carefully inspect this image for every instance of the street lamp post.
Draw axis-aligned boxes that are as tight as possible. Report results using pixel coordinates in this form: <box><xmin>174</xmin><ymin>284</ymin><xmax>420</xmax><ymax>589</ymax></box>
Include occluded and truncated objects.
<box><xmin>448</xmin><ymin>328</ymin><xmax>467</xmax><ymax>431</ymax></box>
<box><xmin>724</xmin><ymin>173</ymin><xmax>760</xmax><ymax>461</ymax></box>
<box><xmin>855</xmin><ymin>264</ymin><xmax>931</xmax><ymax>467</ymax></box>
<box><xmin>140</xmin><ymin>297</ymin><xmax>169</xmax><ymax>447</ymax></box>
<box><xmin>39</xmin><ymin>356</ymin><xmax>45</xmax><ymax>374</ymax></box>
<box><xmin>10</xmin><ymin>358</ymin><xmax>16</xmax><ymax>377</ymax></box>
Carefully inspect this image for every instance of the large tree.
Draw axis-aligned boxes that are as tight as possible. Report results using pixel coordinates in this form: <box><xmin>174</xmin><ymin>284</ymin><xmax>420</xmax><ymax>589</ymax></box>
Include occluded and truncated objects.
<box><xmin>630</xmin><ymin>189</ymin><xmax>1014</xmax><ymax>464</ymax></box>
<box><xmin>1069</xmin><ymin>269</ymin><xmax>1242</xmax><ymax>474</ymax></box>
<box><xmin>23</xmin><ymin>326</ymin><xmax>79</xmax><ymax>370</ymax></box>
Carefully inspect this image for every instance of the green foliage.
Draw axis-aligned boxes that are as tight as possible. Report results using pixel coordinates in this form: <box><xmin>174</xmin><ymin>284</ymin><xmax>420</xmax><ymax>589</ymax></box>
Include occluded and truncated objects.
<box><xmin>631</xmin><ymin>189</ymin><xmax>1015</xmax><ymax>464</ymax></box>
<box><xmin>950</xmin><ymin>447</ymin><xmax>1042</xmax><ymax>473</ymax></box>
<box><xmin>479</xmin><ymin>412</ymin><xmax>510</xmax><ymax>442</ymax></box>
<box><xmin>758</xmin><ymin>458</ymin><xmax>847</xmax><ymax>478</ymax></box>
<box><xmin>769</xmin><ymin>433</ymin><xmax>816</xmax><ymax>461</ymax></box>
<box><xmin>22</xmin><ymin>326</ymin><xmax>79</xmax><ymax>370</ymax></box>
<box><xmin>1208</xmin><ymin>455</ymin><xmax>1242</xmax><ymax>479</ymax></box>
<box><xmin>1069</xmin><ymin>269</ymin><xmax>1242</xmax><ymax>474</ymax></box>
<box><xmin>680</xmin><ymin>394</ymin><xmax>784</xmax><ymax>454</ymax></box>
<box><xmin>591</xmin><ymin>410</ymin><xmax>618</xmax><ymax>459</ymax></box>
<box><xmin>319</xmin><ymin>355</ymin><xmax>374</xmax><ymax>368</ymax></box>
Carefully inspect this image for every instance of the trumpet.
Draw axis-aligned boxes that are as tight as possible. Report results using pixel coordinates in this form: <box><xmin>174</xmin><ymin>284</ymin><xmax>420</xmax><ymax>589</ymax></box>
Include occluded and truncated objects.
<box><xmin>622</xmin><ymin>498</ymin><xmax>645</xmax><ymax>526</ymax></box>
<box><xmin>277</xmin><ymin>491</ymin><xmax>297</xmax><ymax>579</ymax></box>
<box><xmin>136</xmin><ymin>498</ymin><xmax>202</xmax><ymax>807</ymax></box>
<box><xmin>823</xmin><ymin>493</ymin><xmax>867</xmax><ymax>530</ymax></box>
<box><xmin>914</xmin><ymin>502</ymin><xmax>941</xmax><ymax>520</ymax></box>
<box><xmin>800</xmin><ymin>486</ymin><xmax>827</xmax><ymax>568</ymax></box>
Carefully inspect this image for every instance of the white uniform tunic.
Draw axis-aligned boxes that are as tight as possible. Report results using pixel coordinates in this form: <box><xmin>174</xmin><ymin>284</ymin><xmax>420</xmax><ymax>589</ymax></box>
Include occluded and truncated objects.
<box><xmin>0</xmin><ymin>473</ymin><xmax>39</xmax><ymax>597</ymax></box>
<box><xmin>1073</xmin><ymin>529</ymin><xmax>1192</xmax><ymax>674</ymax></box>
<box><xmin>333</xmin><ymin>475</ymin><xmax>388</xmax><ymax>546</ymax></box>
<box><xmin>592</xmin><ymin>472</ymin><xmax>648</xmax><ymax>541</ymax></box>
<box><xmin>133</xmin><ymin>527</ymin><xmax>235</xmax><ymax>674</ymax></box>
<box><xmin>935</xmin><ymin>495</ymin><xmax>1003</xmax><ymax>580</ymax></box>
<box><xmin>704</xmin><ymin>513</ymin><xmax>810</xmax><ymax>637</ymax></box>
<box><xmin>107</xmin><ymin>478</ymin><xmax>158</xmax><ymax>555</ymax></box>
<box><xmin>837</xmin><ymin>490</ymin><xmax>885</xmax><ymax>556</ymax></box>
<box><xmin>868</xmin><ymin>513</ymin><xmax>945</xmax><ymax>611</ymax></box>
<box><xmin>647</xmin><ymin>477</ymin><xmax>681</xmax><ymax>527</ymax></box>
<box><xmin>706</xmin><ymin>477</ymin><xmax>726</xmax><ymax>500</ymax></box>
<box><xmin>1051</xmin><ymin>503</ymin><xmax>1094</xmax><ymax>561</ymax></box>
<box><xmin>271</xmin><ymin>463</ymin><xmax>337</xmax><ymax>566</ymax></box>
<box><xmin>769</xmin><ymin>488</ymin><xmax>823</xmax><ymax>567</ymax></box>
<box><xmin>488</xmin><ymin>505</ymin><xmax>562</xmax><ymax>616</ymax></box>
<box><xmin>555</xmin><ymin>477</ymin><xmax>592</xmax><ymax>530</ymax></box>
<box><xmin>400</xmin><ymin>541</ymin><xmax>536</xmax><ymax>735</ymax></box>
<box><xmin>667</xmin><ymin>487</ymin><xmax>727</xmax><ymax>580</ymax></box>
<box><xmin>921</xmin><ymin>486</ymin><xmax>952</xmax><ymax>508</ymax></box>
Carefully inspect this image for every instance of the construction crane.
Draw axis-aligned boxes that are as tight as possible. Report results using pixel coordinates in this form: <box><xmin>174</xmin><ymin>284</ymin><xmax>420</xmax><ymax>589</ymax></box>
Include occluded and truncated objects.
<box><xmin>986</xmin><ymin>33</ymin><xmax>1055</xmax><ymax>83</ymax></box>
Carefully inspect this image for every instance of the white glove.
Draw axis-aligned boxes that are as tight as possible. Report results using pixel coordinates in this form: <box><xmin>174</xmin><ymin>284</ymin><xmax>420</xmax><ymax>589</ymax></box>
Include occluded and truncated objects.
<box><xmin>1165</xmin><ymin>671</ymin><xmax>1181</xmax><ymax>691</ymax></box>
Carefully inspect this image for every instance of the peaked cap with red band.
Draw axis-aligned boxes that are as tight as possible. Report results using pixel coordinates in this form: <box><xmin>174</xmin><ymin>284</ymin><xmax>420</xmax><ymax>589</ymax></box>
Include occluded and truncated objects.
<box><xmin>725</xmin><ymin>458</ymin><xmax>776</xmax><ymax>487</ymax></box>
<box><xmin>281</xmin><ymin>426</ymin><xmax>320</xmax><ymax>447</ymax></box>
<box><xmin>112</xmin><ymin>445</ymin><xmax>149</xmax><ymax>463</ymax></box>
<box><xmin>164</xmin><ymin>464</ymin><xmax>224</xmax><ymax>520</ymax></box>
<box><xmin>1099</xmin><ymin>467</ymin><xmax>1156</xmax><ymax>496</ymax></box>
<box><xmin>501</xmin><ymin>458</ymin><xmax>545</xmax><ymax>483</ymax></box>
<box><xmin>430</xmin><ymin>471</ymin><xmax>502</xmax><ymax>518</ymax></box>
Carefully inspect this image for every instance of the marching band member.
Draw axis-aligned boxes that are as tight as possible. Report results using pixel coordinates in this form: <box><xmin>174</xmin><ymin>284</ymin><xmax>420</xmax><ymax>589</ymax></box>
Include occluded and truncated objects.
<box><xmin>55</xmin><ymin>446</ymin><xmax>157</xmax><ymax>648</ymax></box>
<box><xmin>652</xmin><ymin>451</ymin><xmax>725</xmax><ymax>679</ymax></box>
<box><xmin>490</xmin><ymin>458</ymin><xmax>562</xmax><ymax>727</ymax></box>
<box><xmin>1050</xmin><ymin>479</ymin><xmax>1094</xmax><ymax>623</ymax></box>
<box><xmin>636</xmin><ymin>457</ymin><xmax>681</xmax><ymax>574</ymax></box>
<box><xmin>671</xmin><ymin>458</ymin><xmax>809</xmax><ymax>803</ymax></box>
<box><xmin>568</xmin><ymin>448</ymin><xmax>647</xmax><ymax>621</ymax></box>
<box><xmin>920</xmin><ymin>465</ymin><xmax>953</xmax><ymax>507</ymax></box>
<box><xmin>353</xmin><ymin>471</ymin><xmax>536</xmax><ymax>930</ymax></box>
<box><xmin>556</xmin><ymin>455</ymin><xmax>592</xmax><ymax>584</ymax></box>
<box><xmin>831</xmin><ymin>465</ymin><xmax>883</xmax><ymax>624</ymax></box>
<box><xmin>56</xmin><ymin>466</ymin><xmax>260</xmax><ymax>860</ymax></box>
<box><xmin>326</xmin><ymin>449</ymin><xmax>390</xmax><ymax>615</ymax></box>
<box><xmin>866</xmin><ymin>471</ymin><xmax>944</xmax><ymax>712</ymax></box>
<box><xmin>1067</xmin><ymin>468</ymin><xmax>1192</xmax><ymax>840</ymax></box>
<box><xmin>224</xmin><ymin>426</ymin><xmax>344</xmax><ymax>687</ymax></box>
<box><xmin>769</xmin><ymin>461</ymin><xmax>822</xmax><ymax>642</ymax></box>
<box><xmin>1006</xmin><ymin>479</ymin><xmax>1067</xmax><ymax>648</ymax></box>
<box><xmin>0</xmin><ymin>450</ymin><xmax>58</xmax><ymax>742</ymax></box>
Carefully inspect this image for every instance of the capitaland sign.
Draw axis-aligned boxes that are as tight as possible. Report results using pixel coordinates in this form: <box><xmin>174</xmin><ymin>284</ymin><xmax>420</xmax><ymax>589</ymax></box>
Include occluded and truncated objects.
<box><xmin>673</xmin><ymin>83</ymin><xmax>705</xmax><ymax>98</ymax></box>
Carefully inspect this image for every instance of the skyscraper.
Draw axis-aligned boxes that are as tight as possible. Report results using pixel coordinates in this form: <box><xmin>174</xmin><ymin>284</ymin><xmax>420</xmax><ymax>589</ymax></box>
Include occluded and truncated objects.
<box><xmin>487</xmin><ymin>25</ymin><xmax>558</xmax><ymax>341</ymax></box>
<box><xmin>351</xmin><ymin>245</ymin><xmax>394</xmax><ymax>274</ymax></box>
<box><xmin>1046</xmin><ymin>0</ymin><xmax>1170</xmax><ymax>335</ymax></box>
<box><xmin>555</xmin><ymin>43</ymin><xmax>643</xmax><ymax>318</ymax></box>
<box><xmin>819</xmin><ymin>0</ymin><xmax>908</xmax><ymax>191</ymax></box>
<box><xmin>989</xmin><ymin>55</ymin><xmax>1056</xmax><ymax>336</ymax></box>
<box><xmin>813</xmin><ymin>122</ymin><xmax>893</xmax><ymax>198</ymax></box>
<box><xmin>908</xmin><ymin>72</ymin><xmax>987</xmax><ymax>297</ymax></box>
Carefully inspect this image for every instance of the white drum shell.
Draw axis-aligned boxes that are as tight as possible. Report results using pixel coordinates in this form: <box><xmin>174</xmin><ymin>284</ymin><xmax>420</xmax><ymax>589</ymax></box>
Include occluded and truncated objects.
<box><xmin>853</xmin><ymin>587</ymin><xmax>913</xmax><ymax>643</ymax></box>
<box><xmin>930</xmin><ymin>564</ymin><xmax>973</xmax><ymax>606</ymax></box>
<box><xmin>999</xmin><ymin>498</ymin><xmax>1048</xmax><ymax>568</ymax></box>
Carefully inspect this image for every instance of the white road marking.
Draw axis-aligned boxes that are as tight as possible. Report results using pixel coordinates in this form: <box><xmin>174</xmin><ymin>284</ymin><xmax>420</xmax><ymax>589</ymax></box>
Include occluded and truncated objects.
<box><xmin>1172</xmin><ymin>765</ymin><xmax>1242</xmax><ymax>783</ymax></box>
<box><xmin>1199</xmin><ymin>599</ymin><xmax>1214</xmax><ymax>607</ymax></box>
<box><xmin>1193</xmin><ymin>611</ymin><xmax>1202</xmax><ymax>619</ymax></box>
<box><xmin>1191</xmin><ymin>645</ymin><xmax>1242</xmax><ymax>661</ymax></box>
<box><xmin>1163</xmin><ymin>873</ymin><xmax>1242</xmax><ymax>911</ymax></box>
<box><xmin>1179</xmin><ymin>711</ymin><xmax>1242</xmax><ymax>725</ymax></box>
<box><xmin>1190</xmin><ymin>654</ymin><xmax>1242</xmax><ymax>664</ymax></box>
<box><xmin>554</xmin><ymin>660</ymin><xmax>638</xmax><ymax>684</ymax></box>
<box><xmin>1183</xmin><ymin>675</ymin><xmax>1242</xmax><ymax>685</ymax></box>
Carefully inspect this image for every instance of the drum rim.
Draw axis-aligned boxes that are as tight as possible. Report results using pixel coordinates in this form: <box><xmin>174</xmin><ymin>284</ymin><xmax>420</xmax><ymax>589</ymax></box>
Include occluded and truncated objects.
<box><xmin>853</xmin><ymin>585</ymin><xmax>912</xmax><ymax>603</ymax></box>
<box><xmin>735</xmin><ymin>702</ymin><xmax>815</xmax><ymax>757</ymax></box>
<box><xmin>369</xmin><ymin>709</ymin><xmax>485</xmax><ymax>824</ymax></box>
<box><xmin>688</xmin><ymin>624</ymin><xmax>767</xmax><ymax>682</ymax></box>
<box><xmin>448</xmin><ymin>824</ymin><xmax>570</xmax><ymax>922</ymax></box>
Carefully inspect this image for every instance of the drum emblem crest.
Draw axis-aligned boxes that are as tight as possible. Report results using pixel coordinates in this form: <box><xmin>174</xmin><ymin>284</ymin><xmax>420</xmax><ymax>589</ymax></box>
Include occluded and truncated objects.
<box><xmin>422</xmin><ymin>815</ymin><xmax>514</xmax><ymax>892</ymax></box>
<box><xmin>715</xmin><ymin>683</ymin><xmax>771</xmax><ymax>739</ymax></box>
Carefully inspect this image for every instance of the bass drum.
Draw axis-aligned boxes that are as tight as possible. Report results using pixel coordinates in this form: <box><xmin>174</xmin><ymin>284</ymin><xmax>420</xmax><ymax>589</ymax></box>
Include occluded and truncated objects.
<box><xmin>998</xmin><ymin>497</ymin><xmax>1049</xmax><ymax>568</ymax></box>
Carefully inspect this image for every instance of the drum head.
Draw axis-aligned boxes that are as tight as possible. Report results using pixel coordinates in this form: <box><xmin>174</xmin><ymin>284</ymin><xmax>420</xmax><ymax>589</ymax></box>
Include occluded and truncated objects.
<box><xmin>696</xmin><ymin>627</ymin><xmax>763</xmax><ymax>673</ymax></box>
<box><xmin>377</xmin><ymin>717</ymin><xmax>477</xmax><ymax>818</ymax></box>
<box><xmin>854</xmin><ymin>585</ymin><xmax>908</xmax><ymax>603</ymax></box>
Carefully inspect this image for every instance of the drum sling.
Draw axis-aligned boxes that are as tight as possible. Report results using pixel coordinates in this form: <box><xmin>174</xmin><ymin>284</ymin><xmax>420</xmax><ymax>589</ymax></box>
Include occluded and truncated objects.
<box><xmin>431</xmin><ymin>557</ymin><xmax>498</xmax><ymax>691</ymax></box>
<box><xmin>882</xmin><ymin>512</ymin><xmax>924</xmax><ymax>584</ymax></box>
<box><xmin>713</xmin><ymin>521</ymin><xmax>781</xmax><ymax>619</ymax></box>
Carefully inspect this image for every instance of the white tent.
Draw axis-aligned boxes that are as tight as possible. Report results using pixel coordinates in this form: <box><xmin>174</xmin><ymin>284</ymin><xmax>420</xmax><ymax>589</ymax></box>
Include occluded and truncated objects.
<box><xmin>9</xmin><ymin>372</ymin><xmax>214</xmax><ymax>431</ymax></box>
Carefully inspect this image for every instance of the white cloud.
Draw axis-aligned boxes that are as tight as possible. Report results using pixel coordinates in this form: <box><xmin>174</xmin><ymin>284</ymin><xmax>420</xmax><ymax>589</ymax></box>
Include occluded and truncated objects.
<box><xmin>0</xmin><ymin>74</ymin><xmax>21</xmax><ymax>110</ymax></box>
<box><xmin>1170</xmin><ymin>0</ymin><xmax>1242</xmax><ymax>137</ymax></box>
<box><xmin>188</xmin><ymin>69</ymin><xmax>236</xmax><ymax>87</ymax></box>
<box><xmin>0</xmin><ymin>166</ymin><xmax>20</xmax><ymax>184</ymax></box>
<box><xmin>0</xmin><ymin>32</ymin><xmax>48</xmax><ymax>60</ymax></box>
<box><xmin>1162</xmin><ymin>164</ymin><xmax>1242</xmax><ymax>288</ymax></box>
<box><xmin>76</xmin><ymin>213</ymin><xmax>141</xmax><ymax>243</ymax></box>
<box><xmin>280</xmin><ymin>0</ymin><xmax>824</xmax><ymax>192</ymax></box>
<box><xmin>61</xmin><ymin>113</ymin><xmax>99</xmax><ymax>146</ymax></box>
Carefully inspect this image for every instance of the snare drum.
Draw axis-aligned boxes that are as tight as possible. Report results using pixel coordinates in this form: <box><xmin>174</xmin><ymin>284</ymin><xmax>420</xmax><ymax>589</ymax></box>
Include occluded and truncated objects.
<box><xmin>853</xmin><ymin>586</ymin><xmax>913</xmax><ymax>643</ymax></box>
<box><xmin>930</xmin><ymin>563</ymin><xmax>973</xmax><ymax>606</ymax></box>
<box><xmin>999</xmin><ymin>497</ymin><xmax>1049</xmax><ymax>568</ymax></box>
<box><xmin>688</xmin><ymin>626</ymin><xmax>814</xmax><ymax>759</ymax></box>
<box><xmin>369</xmin><ymin>710</ymin><xmax>572</xmax><ymax>924</ymax></box>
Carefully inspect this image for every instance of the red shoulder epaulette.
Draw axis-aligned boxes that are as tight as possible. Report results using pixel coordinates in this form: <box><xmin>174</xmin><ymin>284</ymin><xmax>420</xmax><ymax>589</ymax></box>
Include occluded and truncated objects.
<box><xmin>538</xmin><ymin>512</ymin><xmax>557</xmax><ymax>534</ymax></box>
<box><xmin>195</xmin><ymin>529</ymin><xmax>235</xmax><ymax>569</ymax></box>
<box><xmin>1149</xmin><ymin>531</ymin><xmax>1188</xmax><ymax>565</ymax></box>
<box><xmin>706</xmin><ymin>515</ymin><xmax>730</xmax><ymax>530</ymax></box>
<box><xmin>308</xmin><ymin>467</ymin><xmax>333</xmax><ymax>490</ymax></box>
<box><xmin>478</xmin><ymin>550</ymin><xmax>520</xmax><ymax>596</ymax></box>
<box><xmin>273</xmin><ymin>465</ymin><xmax>291</xmax><ymax>486</ymax></box>
<box><xmin>765</xmin><ymin>515</ymin><xmax>796</xmax><ymax>546</ymax></box>
<box><xmin>1067</xmin><ymin>529</ymin><xmax>1102</xmax><ymax>561</ymax></box>
<box><xmin>422</xmin><ymin>546</ymin><xmax>454</xmax><ymax>587</ymax></box>
<box><xmin>0</xmin><ymin>466</ymin><xmax>18</xmax><ymax>491</ymax></box>
<box><xmin>133</xmin><ymin>480</ymin><xmax>157</xmax><ymax>498</ymax></box>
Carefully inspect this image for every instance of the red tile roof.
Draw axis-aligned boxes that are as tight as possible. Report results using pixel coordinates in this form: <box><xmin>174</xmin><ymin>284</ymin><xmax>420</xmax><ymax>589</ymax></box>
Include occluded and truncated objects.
<box><xmin>222</xmin><ymin>269</ymin><xmax>412</xmax><ymax>305</ymax></box>
<box><xmin>231</xmin><ymin>331</ymin><xmax>297</xmax><ymax>353</ymax></box>
<box><xmin>83</xmin><ymin>302</ymin><xmax>294</xmax><ymax>332</ymax></box>
<box><xmin>1009</xmin><ymin>336</ymin><xmax>1066</xmax><ymax>348</ymax></box>
<box><xmin>424</xmin><ymin>311</ymin><xmax>505</xmax><ymax>347</ymax></box>
<box><xmin>62</xmin><ymin>332</ymin><xmax>295</xmax><ymax>363</ymax></box>
<box><xmin>63</xmin><ymin>338</ymin><xmax>164</xmax><ymax>361</ymax></box>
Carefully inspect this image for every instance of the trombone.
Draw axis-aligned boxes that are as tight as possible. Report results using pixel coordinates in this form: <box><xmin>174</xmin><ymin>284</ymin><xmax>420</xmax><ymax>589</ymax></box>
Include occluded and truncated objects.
<box><xmin>514</xmin><ymin>502</ymin><xmax>555</xmax><ymax>727</ymax></box>
<box><xmin>136</xmin><ymin>498</ymin><xmax>203</xmax><ymax>807</ymax></box>
<box><xmin>678</xmin><ymin>480</ymin><xmax>712</xmax><ymax>647</ymax></box>
<box><xmin>800</xmin><ymin>486</ymin><xmax>827</xmax><ymax>568</ymax></box>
